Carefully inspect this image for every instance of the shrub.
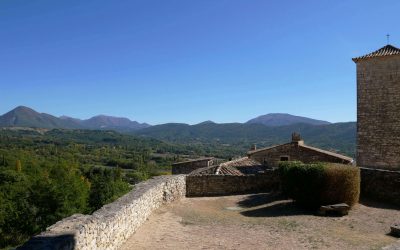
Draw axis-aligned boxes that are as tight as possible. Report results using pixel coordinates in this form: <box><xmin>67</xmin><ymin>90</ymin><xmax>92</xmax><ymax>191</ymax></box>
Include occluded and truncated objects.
<box><xmin>279</xmin><ymin>161</ymin><xmax>360</xmax><ymax>208</ymax></box>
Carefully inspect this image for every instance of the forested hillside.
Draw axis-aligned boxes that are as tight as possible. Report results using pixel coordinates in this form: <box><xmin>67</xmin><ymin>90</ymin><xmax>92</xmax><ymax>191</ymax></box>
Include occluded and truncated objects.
<box><xmin>0</xmin><ymin>128</ymin><xmax>224</xmax><ymax>248</ymax></box>
<box><xmin>0</xmin><ymin>123</ymin><xmax>356</xmax><ymax>248</ymax></box>
<box><xmin>135</xmin><ymin>122</ymin><xmax>356</xmax><ymax>157</ymax></box>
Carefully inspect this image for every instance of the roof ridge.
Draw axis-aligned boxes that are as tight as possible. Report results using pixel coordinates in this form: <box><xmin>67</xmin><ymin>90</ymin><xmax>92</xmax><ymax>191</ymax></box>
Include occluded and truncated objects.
<box><xmin>353</xmin><ymin>44</ymin><xmax>400</xmax><ymax>62</ymax></box>
<box><xmin>219</xmin><ymin>157</ymin><xmax>248</xmax><ymax>167</ymax></box>
<box><xmin>299</xmin><ymin>144</ymin><xmax>353</xmax><ymax>161</ymax></box>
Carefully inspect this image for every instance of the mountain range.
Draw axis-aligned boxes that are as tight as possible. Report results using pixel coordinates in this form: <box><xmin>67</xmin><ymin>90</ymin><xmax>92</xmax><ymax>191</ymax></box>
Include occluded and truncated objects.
<box><xmin>0</xmin><ymin>106</ymin><xmax>333</xmax><ymax>130</ymax></box>
<box><xmin>0</xmin><ymin>106</ymin><xmax>150</xmax><ymax>131</ymax></box>
<box><xmin>0</xmin><ymin>106</ymin><xmax>356</xmax><ymax>156</ymax></box>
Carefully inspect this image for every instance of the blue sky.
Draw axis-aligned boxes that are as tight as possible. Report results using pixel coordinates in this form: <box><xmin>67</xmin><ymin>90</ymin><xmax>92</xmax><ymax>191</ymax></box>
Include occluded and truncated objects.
<box><xmin>1</xmin><ymin>0</ymin><xmax>399</xmax><ymax>125</ymax></box>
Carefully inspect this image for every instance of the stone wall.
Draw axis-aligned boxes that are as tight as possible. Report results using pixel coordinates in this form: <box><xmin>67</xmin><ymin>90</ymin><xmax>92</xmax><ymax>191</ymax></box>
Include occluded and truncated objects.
<box><xmin>18</xmin><ymin>175</ymin><xmax>186</xmax><ymax>250</ymax></box>
<box><xmin>172</xmin><ymin>158</ymin><xmax>213</xmax><ymax>174</ymax></box>
<box><xmin>186</xmin><ymin>171</ymin><xmax>280</xmax><ymax>197</ymax></box>
<box><xmin>360</xmin><ymin>167</ymin><xmax>400</xmax><ymax>206</ymax></box>
<box><xmin>18</xmin><ymin>167</ymin><xmax>400</xmax><ymax>249</ymax></box>
<box><xmin>356</xmin><ymin>55</ymin><xmax>400</xmax><ymax>170</ymax></box>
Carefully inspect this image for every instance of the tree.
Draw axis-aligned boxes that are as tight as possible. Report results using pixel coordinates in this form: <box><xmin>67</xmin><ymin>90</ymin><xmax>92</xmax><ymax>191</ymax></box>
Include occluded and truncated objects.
<box><xmin>15</xmin><ymin>160</ymin><xmax>22</xmax><ymax>172</ymax></box>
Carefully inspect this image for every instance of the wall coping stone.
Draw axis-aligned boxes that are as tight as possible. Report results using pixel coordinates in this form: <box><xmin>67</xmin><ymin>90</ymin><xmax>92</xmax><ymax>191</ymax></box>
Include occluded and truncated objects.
<box><xmin>360</xmin><ymin>167</ymin><xmax>400</xmax><ymax>174</ymax></box>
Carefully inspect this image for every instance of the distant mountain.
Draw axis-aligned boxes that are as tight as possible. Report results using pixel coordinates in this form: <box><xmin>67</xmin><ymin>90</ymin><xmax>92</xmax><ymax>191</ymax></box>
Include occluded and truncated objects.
<box><xmin>246</xmin><ymin>113</ymin><xmax>330</xmax><ymax>126</ymax></box>
<box><xmin>0</xmin><ymin>106</ymin><xmax>81</xmax><ymax>129</ymax></box>
<box><xmin>0</xmin><ymin>106</ymin><xmax>355</xmax><ymax>156</ymax></box>
<box><xmin>81</xmin><ymin>115</ymin><xmax>150</xmax><ymax>131</ymax></box>
<box><xmin>59</xmin><ymin>115</ymin><xmax>81</xmax><ymax>123</ymax></box>
<box><xmin>196</xmin><ymin>120</ymin><xmax>216</xmax><ymax>125</ymax></box>
<box><xmin>0</xmin><ymin>106</ymin><xmax>150</xmax><ymax>131</ymax></box>
<box><xmin>134</xmin><ymin>122</ymin><xmax>356</xmax><ymax>157</ymax></box>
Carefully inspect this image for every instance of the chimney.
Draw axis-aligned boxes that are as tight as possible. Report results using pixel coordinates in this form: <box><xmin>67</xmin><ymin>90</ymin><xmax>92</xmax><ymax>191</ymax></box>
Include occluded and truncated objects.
<box><xmin>291</xmin><ymin>132</ymin><xmax>304</xmax><ymax>145</ymax></box>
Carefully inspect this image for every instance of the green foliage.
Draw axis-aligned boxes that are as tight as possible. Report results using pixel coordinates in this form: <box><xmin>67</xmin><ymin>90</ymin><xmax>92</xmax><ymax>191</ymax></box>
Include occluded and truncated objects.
<box><xmin>0</xmin><ymin>162</ymin><xmax>90</xmax><ymax>248</ymax></box>
<box><xmin>0</xmin><ymin>129</ymin><xmax>179</xmax><ymax>248</ymax></box>
<box><xmin>0</xmin><ymin>169</ymin><xmax>33</xmax><ymax>247</ymax></box>
<box><xmin>279</xmin><ymin>161</ymin><xmax>360</xmax><ymax>208</ymax></box>
<box><xmin>15</xmin><ymin>159</ymin><xmax>22</xmax><ymax>172</ymax></box>
<box><xmin>86</xmin><ymin>167</ymin><xmax>131</xmax><ymax>212</ymax></box>
<box><xmin>135</xmin><ymin>122</ymin><xmax>356</xmax><ymax>157</ymax></box>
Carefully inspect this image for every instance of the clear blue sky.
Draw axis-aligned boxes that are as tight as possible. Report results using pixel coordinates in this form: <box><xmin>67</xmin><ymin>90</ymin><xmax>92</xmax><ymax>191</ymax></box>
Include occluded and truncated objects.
<box><xmin>1</xmin><ymin>0</ymin><xmax>399</xmax><ymax>125</ymax></box>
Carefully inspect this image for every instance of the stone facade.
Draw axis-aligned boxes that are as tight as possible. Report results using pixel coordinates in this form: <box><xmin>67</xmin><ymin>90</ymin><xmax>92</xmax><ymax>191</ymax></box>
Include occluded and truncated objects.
<box><xmin>247</xmin><ymin>134</ymin><xmax>353</xmax><ymax>168</ymax></box>
<box><xmin>186</xmin><ymin>171</ymin><xmax>280</xmax><ymax>197</ymax></box>
<box><xmin>18</xmin><ymin>175</ymin><xmax>186</xmax><ymax>250</ymax></box>
<box><xmin>360</xmin><ymin>167</ymin><xmax>400</xmax><ymax>206</ymax></box>
<box><xmin>172</xmin><ymin>157</ymin><xmax>214</xmax><ymax>174</ymax></box>
<box><xmin>353</xmin><ymin>46</ymin><xmax>400</xmax><ymax>170</ymax></box>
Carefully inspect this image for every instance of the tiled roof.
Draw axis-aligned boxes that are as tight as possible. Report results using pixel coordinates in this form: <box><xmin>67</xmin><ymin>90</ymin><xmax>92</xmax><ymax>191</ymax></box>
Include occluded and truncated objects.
<box><xmin>188</xmin><ymin>164</ymin><xmax>245</xmax><ymax>176</ymax></box>
<box><xmin>172</xmin><ymin>157</ymin><xmax>213</xmax><ymax>166</ymax></box>
<box><xmin>299</xmin><ymin>144</ymin><xmax>353</xmax><ymax>162</ymax></box>
<box><xmin>216</xmin><ymin>165</ymin><xmax>244</xmax><ymax>176</ymax></box>
<box><xmin>220</xmin><ymin>157</ymin><xmax>265</xmax><ymax>175</ymax></box>
<box><xmin>352</xmin><ymin>44</ymin><xmax>400</xmax><ymax>62</ymax></box>
<box><xmin>247</xmin><ymin>143</ymin><xmax>289</xmax><ymax>155</ymax></box>
<box><xmin>189</xmin><ymin>165</ymin><xmax>219</xmax><ymax>175</ymax></box>
<box><xmin>189</xmin><ymin>157</ymin><xmax>265</xmax><ymax>176</ymax></box>
<box><xmin>219</xmin><ymin>157</ymin><xmax>263</xmax><ymax>168</ymax></box>
<box><xmin>248</xmin><ymin>142</ymin><xmax>353</xmax><ymax>163</ymax></box>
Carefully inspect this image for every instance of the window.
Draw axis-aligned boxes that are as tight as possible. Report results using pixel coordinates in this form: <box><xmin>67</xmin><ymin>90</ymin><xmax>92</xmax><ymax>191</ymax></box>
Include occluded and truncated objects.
<box><xmin>280</xmin><ymin>156</ymin><xmax>289</xmax><ymax>161</ymax></box>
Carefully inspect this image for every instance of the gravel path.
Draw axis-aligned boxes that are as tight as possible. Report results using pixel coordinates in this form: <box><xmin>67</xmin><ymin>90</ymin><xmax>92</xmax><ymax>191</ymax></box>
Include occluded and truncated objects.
<box><xmin>120</xmin><ymin>193</ymin><xmax>399</xmax><ymax>250</ymax></box>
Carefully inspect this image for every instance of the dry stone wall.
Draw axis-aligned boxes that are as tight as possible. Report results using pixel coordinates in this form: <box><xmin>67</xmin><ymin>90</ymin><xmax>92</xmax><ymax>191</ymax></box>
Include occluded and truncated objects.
<box><xmin>360</xmin><ymin>167</ymin><xmax>400</xmax><ymax>206</ymax></box>
<box><xmin>18</xmin><ymin>175</ymin><xmax>186</xmax><ymax>250</ymax></box>
<box><xmin>18</xmin><ymin>168</ymin><xmax>400</xmax><ymax>249</ymax></box>
<box><xmin>186</xmin><ymin>171</ymin><xmax>280</xmax><ymax>197</ymax></box>
<box><xmin>172</xmin><ymin>159</ymin><xmax>213</xmax><ymax>174</ymax></box>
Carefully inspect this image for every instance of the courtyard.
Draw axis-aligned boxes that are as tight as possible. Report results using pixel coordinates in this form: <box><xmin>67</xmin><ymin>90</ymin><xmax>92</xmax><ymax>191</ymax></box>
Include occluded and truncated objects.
<box><xmin>120</xmin><ymin>193</ymin><xmax>399</xmax><ymax>250</ymax></box>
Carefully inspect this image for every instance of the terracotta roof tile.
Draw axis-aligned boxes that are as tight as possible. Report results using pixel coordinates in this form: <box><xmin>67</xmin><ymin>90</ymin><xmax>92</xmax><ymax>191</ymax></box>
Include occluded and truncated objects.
<box><xmin>216</xmin><ymin>165</ymin><xmax>244</xmax><ymax>176</ymax></box>
<box><xmin>172</xmin><ymin>157</ymin><xmax>214</xmax><ymax>166</ymax></box>
<box><xmin>353</xmin><ymin>44</ymin><xmax>400</xmax><ymax>62</ymax></box>
<box><xmin>189</xmin><ymin>157</ymin><xmax>265</xmax><ymax>176</ymax></box>
<box><xmin>219</xmin><ymin>157</ymin><xmax>263</xmax><ymax>168</ymax></box>
<box><xmin>189</xmin><ymin>165</ymin><xmax>218</xmax><ymax>175</ymax></box>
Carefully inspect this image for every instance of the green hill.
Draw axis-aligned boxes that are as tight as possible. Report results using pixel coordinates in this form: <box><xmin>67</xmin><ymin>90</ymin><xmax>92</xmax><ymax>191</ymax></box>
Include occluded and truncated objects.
<box><xmin>134</xmin><ymin>122</ymin><xmax>356</xmax><ymax>157</ymax></box>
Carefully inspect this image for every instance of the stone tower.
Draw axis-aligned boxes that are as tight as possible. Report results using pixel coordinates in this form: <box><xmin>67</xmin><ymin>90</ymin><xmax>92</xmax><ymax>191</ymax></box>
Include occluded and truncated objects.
<box><xmin>353</xmin><ymin>44</ymin><xmax>400</xmax><ymax>170</ymax></box>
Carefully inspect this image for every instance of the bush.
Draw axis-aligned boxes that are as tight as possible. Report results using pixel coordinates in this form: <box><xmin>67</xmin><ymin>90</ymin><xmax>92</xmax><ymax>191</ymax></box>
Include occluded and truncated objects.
<box><xmin>279</xmin><ymin>161</ymin><xmax>360</xmax><ymax>208</ymax></box>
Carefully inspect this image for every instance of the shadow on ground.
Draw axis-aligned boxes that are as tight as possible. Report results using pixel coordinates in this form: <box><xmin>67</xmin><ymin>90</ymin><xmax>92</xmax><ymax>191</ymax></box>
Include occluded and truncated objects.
<box><xmin>238</xmin><ymin>193</ymin><xmax>314</xmax><ymax>217</ymax></box>
<box><xmin>359</xmin><ymin>198</ymin><xmax>400</xmax><ymax>210</ymax></box>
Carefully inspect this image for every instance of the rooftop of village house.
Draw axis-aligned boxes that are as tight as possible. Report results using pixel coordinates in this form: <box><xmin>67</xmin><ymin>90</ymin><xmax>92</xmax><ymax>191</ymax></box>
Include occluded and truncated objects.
<box><xmin>352</xmin><ymin>44</ymin><xmax>400</xmax><ymax>62</ymax></box>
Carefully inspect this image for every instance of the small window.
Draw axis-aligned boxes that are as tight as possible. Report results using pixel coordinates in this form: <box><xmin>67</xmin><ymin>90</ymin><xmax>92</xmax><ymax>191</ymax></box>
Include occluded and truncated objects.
<box><xmin>280</xmin><ymin>156</ymin><xmax>289</xmax><ymax>161</ymax></box>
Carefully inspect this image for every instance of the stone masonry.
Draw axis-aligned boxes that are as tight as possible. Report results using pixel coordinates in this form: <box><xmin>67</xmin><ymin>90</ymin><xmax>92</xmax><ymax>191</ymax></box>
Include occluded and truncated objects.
<box><xmin>172</xmin><ymin>157</ymin><xmax>214</xmax><ymax>174</ymax></box>
<box><xmin>353</xmin><ymin>45</ymin><xmax>400</xmax><ymax>170</ymax></box>
<box><xmin>247</xmin><ymin>133</ymin><xmax>353</xmax><ymax>168</ymax></box>
<box><xmin>186</xmin><ymin>170</ymin><xmax>280</xmax><ymax>197</ymax></box>
<box><xmin>18</xmin><ymin>175</ymin><xmax>186</xmax><ymax>250</ymax></box>
<box><xmin>360</xmin><ymin>167</ymin><xmax>400</xmax><ymax>206</ymax></box>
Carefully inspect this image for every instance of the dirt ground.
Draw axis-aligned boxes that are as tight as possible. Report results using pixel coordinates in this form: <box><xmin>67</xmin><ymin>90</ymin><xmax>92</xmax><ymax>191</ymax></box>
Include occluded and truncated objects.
<box><xmin>120</xmin><ymin>193</ymin><xmax>400</xmax><ymax>250</ymax></box>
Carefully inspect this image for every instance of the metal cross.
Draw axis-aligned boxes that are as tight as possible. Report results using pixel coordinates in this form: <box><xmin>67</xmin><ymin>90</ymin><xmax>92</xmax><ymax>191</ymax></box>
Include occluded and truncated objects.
<box><xmin>387</xmin><ymin>34</ymin><xmax>390</xmax><ymax>44</ymax></box>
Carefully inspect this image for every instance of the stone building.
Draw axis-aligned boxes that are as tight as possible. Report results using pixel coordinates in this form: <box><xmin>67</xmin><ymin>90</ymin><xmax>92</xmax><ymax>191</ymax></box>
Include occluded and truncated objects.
<box><xmin>172</xmin><ymin>157</ymin><xmax>214</xmax><ymax>174</ymax></box>
<box><xmin>247</xmin><ymin>133</ymin><xmax>353</xmax><ymax>168</ymax></box>
<box><xmin>353</xmin><ymin>44</ymin><xmax>400</xmax><ymax>170</ymax></box>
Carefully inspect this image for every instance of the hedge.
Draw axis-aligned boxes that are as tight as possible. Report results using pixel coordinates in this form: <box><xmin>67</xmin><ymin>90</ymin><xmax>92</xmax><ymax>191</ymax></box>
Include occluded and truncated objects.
<box><xmin>279</xmin><ymin>161</ymin><xmax>360</xmax><ymax>208</ymax></box>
